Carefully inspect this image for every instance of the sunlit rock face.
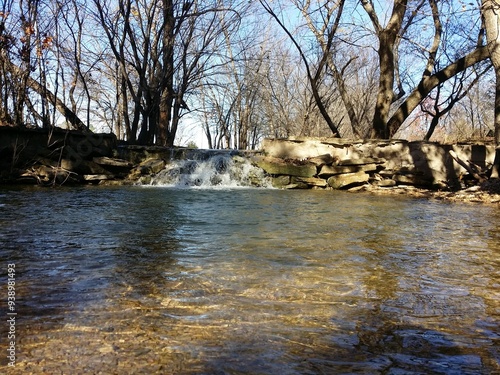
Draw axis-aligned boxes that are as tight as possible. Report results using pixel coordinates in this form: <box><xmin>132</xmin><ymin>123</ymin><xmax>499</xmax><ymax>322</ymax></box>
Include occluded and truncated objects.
<box><xmin>260</xmin><ymin>138</ymin><xmax>496</xmax><ymax>190</ymax></box>
<box><xmin>0</xmin><ymin>125</ymin><xmax>495</xmax><ymax>191</ymax></box>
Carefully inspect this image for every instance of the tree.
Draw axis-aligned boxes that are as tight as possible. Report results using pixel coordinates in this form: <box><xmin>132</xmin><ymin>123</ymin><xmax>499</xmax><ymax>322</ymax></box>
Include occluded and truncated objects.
<box><xmin>419</xmin><ymin>64</ymin><xmax>491</xmax><ymax>141</ymax></box>
<box><xmin>482</xmin><ymin>0</ymin><xmax>500</xmax><ymax>178</ymax></box>
<box><xmin>0</xmin><ymin>0</ymin><xmax>88</xmax><ymax>130</ymax></box>
<box><xmin>93</xmin><ymin>0</ymin><xmax>241</xmax><ymax>146</ymax></box>
<box><xmin>257</xmin><ymin>0</ymin><xmax>488</xmax><ymax>140</ymax></box>
<box><xmin>295</xmin><ymin>0</ymin><xmax>370</xmax><ymax>138</ymax></box>
<box><xmin>363</xmin><ymin>0</ymin><xmax>489</xmax><ymax>138</ymax></box>
<box><xmin>259</xmin><ymin>0</ymin><xmax>341</xmax><ymax>137</ymax></box>
<box><xmin>361</xmin><ymin>0</ymin><xmax>408</xmax><ymax>138</ymax></box>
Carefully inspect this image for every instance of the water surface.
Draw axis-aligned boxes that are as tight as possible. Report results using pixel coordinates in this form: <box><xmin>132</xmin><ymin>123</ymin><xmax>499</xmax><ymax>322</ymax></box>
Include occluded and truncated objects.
<box><xmin>0</xmin><ymin>186</ymin><xmax>499</xmax><ymax>374</ymax></box>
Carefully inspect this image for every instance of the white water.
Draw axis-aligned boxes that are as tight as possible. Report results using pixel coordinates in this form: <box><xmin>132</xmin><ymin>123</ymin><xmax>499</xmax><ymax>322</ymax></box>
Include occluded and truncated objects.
<box><xmin>149</xmin><ymin>153</ymin><xmax>273</xmax><ymax>188</ymax></box>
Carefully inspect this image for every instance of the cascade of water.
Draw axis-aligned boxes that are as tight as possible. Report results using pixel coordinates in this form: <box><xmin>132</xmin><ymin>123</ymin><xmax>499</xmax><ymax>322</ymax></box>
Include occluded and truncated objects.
<box><xmin>148</xmin><ymin>153</ymin><xmax>272</xmax><ymax>188</ymax></box>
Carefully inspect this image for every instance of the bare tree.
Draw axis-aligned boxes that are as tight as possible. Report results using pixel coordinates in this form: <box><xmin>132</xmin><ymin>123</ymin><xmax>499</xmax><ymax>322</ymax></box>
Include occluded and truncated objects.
<box><xmin>420</xmin><ymin>63</ymin><xmax>492</xmax><ymax>141</ymax></box>
<box><xmin>377</xmin><ymin>0</ymin><xmax>489</xmax><ymax>138</ymax></box>
<box><xmin>0</xmin><ymin>0</ymin><xmax>88</xmax><ymax>130</ymax></box>
<box><xmin>259</xmin><ymin>0</ymin><xmax>341</xmax><ymax>137</ymax></box>
<box><xmin>58</xmin><ymin>0</ymin><xmax>95</xmax><ymax>130</ymax></box>
<box><xmin>294</xmin><ymin>0</ymin><xmax>368</xmax><ymax>138</ymax></box>
<box><xmin>360</xmin><ymin>0</ymin><xmax>486</xmax><ymax>138</ymax></box>
<box><xmin>361</xmin><ymin>0</ymin><xmax>409</xmax><ymax>138</ymax></box>
<box><xmin>482</xmin><ymin>0</ymin><xmax>500</xmax><ymax>177</ymax></box>
<box><xmin>258</xmin><ymin>0</ymin><xmax>487</xmax><ymax>140</ymax></box>
<box><xmin>92</xmin><ymin>0</ymin><xmax>243</xmax><ymax>146</ymax></box>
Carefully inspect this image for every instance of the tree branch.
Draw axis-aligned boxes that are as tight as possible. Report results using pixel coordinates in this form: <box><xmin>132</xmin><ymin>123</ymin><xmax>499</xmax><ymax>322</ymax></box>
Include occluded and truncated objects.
<box><xmin>387</xmin><ymin>46</ymin><xmax>490</xmax><ymax>136</ymax></box>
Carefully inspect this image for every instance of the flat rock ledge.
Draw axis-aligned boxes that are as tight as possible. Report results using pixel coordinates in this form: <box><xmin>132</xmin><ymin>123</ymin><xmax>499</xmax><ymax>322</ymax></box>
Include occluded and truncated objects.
<box><xmin>253</xmin><ymin>137</ymin><xmax>500</xmax><ymax>206</ymax></box>
<box><xmin>355</xmin><ymin>180</ymin><xmax>500</xmax><ymax>206</ymax></box>
<box><xmin>1</xmin><ymin>127</ymin><xmax>499</xmax><ymax>205</ymax></box>
<box><xmin>251</xmin><ymin>154</ymin><xmax>500</xmax><ymax>206</ymax></box>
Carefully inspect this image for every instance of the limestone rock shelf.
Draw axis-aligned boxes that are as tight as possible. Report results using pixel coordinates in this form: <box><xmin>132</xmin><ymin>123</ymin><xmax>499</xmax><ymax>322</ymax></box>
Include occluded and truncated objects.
<box><xmin>257</xmin><ymin>138</ymin><xmax>496</xmax><ymax>191</ymax></box>
<box><xmin>0</xmin><ymin>126</ymin><xmax>496</xmax><ymax>194</ymax></box>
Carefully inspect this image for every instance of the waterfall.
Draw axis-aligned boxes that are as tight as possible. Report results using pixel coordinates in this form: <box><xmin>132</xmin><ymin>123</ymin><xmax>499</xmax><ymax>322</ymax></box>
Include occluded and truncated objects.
<box><xmin>148</xmin><ymin>153</ymin><xmax>272</xmax><ymax>188</ymax></box>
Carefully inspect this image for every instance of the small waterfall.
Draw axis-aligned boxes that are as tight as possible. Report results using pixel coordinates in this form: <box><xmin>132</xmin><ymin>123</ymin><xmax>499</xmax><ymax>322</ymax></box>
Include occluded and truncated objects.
<box><xmin>149</xmin><ymin>153</ymin><xmax>272</xmax><ymax>188</ymax></box>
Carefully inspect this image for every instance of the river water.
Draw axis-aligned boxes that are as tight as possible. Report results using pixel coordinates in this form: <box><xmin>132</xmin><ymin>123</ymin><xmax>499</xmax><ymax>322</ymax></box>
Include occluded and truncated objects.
<box><xmin>0</xmin><ymin>186</ymin><xmax>499</xmax><ymax>374</ymax></box>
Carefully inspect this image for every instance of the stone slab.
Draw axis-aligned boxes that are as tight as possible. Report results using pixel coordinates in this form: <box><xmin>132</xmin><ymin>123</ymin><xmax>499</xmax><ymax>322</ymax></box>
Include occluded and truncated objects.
<box><xmin>83</xmin><ymin>174</ymin><xmax>115</xmax><ymax>181</ymax></box>
<box><xmin>253</xmin><ymin>156</ymin><xmax>317</xmax><ymax>177</ymax></box>
<box><xmin>327</xmin><ymin>171</ymin><xmax>369</xmax><ymax>189</ymax></box>
<box><xmin>306</xmin><ymin>154</ymin><xmax>336</xmax><ymax>166</ymax></box>
<box><xmin>291</xmin><ymin>176</ymin><xmax>328</xmax><ymax>188</ymax></box>
<box><xmin>93</xmin><ymin>157</ymin><xmax>133</xmax><ymax>168</ymax></box>
<box><xmin>319</xmin><ymin>164</ymin><xmax>377</xmax><ymax>178</ymax></box>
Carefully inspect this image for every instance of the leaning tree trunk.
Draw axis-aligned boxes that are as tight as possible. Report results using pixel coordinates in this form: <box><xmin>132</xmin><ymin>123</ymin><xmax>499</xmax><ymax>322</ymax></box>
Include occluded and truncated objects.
<box><xmin>482</xmin><ymin>0</ymin><xmax>500</xmax><ymax>178</ymax></box>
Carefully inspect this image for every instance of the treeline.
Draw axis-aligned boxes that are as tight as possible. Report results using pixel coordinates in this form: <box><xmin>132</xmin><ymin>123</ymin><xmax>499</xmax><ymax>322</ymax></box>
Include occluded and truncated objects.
<box><xmin>0</xmin><ymin>0</ymin><xmax>499</xmax><ymax>151</ymax></box>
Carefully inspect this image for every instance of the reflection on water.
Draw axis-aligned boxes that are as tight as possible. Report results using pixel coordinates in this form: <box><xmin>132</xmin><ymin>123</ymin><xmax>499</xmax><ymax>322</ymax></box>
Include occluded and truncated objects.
<box><xmin>0</xmin><ymin>186</ymin><xmax>499</xmax><ymax>374</ymax></box>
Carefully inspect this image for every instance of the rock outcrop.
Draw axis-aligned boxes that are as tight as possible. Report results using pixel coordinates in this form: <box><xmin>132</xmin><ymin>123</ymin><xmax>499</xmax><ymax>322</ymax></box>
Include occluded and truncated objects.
<box><xmin>256</xmin><ymin>137</ymin><xmax>496</xmax><ymax>191</ymax></box>
<box><xmin>1</xmin><ymin>127</ymin><xmax>496</xmax><ymax>197</ymax></box>
<box><xmin>0</xmin><ymin>126</ymin><xmax>119</xmax><ymax>185</ymax></box>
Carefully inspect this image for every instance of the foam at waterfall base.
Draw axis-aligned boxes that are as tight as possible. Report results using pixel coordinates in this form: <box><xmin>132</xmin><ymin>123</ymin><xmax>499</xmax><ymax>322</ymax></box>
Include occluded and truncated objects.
<box><xmin>147</xmin><ymin>154</ymin><xmax>273</xmax><ymax>189</ymax></box>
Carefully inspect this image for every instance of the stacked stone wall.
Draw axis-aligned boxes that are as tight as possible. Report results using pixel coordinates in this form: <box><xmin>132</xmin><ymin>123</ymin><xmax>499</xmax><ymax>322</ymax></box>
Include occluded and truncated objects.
<box><xmin>256</xmin><ymin>138</ymin><xmax>496</xmax><ymax>190</ymax></box>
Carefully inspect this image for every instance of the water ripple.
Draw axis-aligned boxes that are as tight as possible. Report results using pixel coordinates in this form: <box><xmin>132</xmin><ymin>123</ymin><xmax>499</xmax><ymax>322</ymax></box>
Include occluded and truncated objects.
<box><xmin>0</xmin><ymin>186</ymin><xmax>499</xmax><ymax>373</ymax></box>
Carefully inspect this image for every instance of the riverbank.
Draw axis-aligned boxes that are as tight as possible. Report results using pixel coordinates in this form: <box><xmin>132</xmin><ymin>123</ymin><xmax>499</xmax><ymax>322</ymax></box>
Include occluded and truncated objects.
<box><xmin>356</xmin><ymin>179</ymin><xmax>500</xmax><ymax>206</ymax></box>
<box><xmin>1</xmin><ymin>126</ymin><xmax>499</xmax><ymax>205</ymax></box>
<box><xmin>256</xmin><ymin>137</ymin><xmax>500</xmax><ymax>206</ymax></box>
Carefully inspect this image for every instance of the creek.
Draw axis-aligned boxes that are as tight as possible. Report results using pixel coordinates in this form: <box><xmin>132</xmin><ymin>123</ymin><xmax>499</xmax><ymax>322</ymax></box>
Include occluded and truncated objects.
<box><xmin>0</xmin><ymin>183</ymin><xmax>499</xmax><ymax>373</ymax></box>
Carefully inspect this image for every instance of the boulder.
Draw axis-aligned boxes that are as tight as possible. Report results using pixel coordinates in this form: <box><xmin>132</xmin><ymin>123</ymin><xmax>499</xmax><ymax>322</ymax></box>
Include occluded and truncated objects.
<box><xmin>306</xmin><ymin>154</ymin><xmax>336</xmax><ymax>167</ymax></box>
<box><xmin>372</xmin><ymin>179</ymin><xmax>397</xmax><ymax>187</ymax></box>
<box><xmin>128</xmin><ymin>158</ymin><xmax>166</xmax><ymax>180</ymax></box>
<box><xmin>138</xmin><ymin>158</ymin><xmax>166</xmax><ymax>174</ymax></box>
<box><xmin>271</xmin><ymin>175</ymin><xmax>291</xmax><ymax>188</ymax></box>
<box><xmin>252</xmin><ymin>156</ymin><xmax>317</xmax><ymax>177</ymax></box>
<box><xmin>261</xmin><ymin>138</ymin><xmax>339</xmax><ymax>159</ymax></box>
<box><xmin>291</xmin><ymin>176</ymin><xmax>328</xmax><ymax>188</ymax></box>
<box><xmin>318</xmin><ymin>163</ymin><xmax>377</xmax><ymax>178</ymax></box>
<box><xmin>327</xmin><ymin>171</ymin><xmax>369</xmax><ymax>189</ymax></box>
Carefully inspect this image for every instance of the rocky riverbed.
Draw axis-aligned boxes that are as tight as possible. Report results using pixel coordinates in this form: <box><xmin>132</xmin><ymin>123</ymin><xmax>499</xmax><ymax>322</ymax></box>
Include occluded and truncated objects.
<box><xmin>356</xmin><ymin>179</ymin><xmax>500</xmax><ymax>206</ymax></box>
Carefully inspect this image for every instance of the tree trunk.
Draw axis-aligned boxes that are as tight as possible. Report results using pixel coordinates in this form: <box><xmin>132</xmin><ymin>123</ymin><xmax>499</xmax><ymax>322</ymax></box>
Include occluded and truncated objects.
<box><xmin>424</xmin><ymin>116</ymin><xmax>439</xmax><ymax>141</ymax></box>
<box><xmin>6</xmin><ymin>60</ymin><xmax>88</xmax><ymax>131</ymax></box>
<box><xmin>157</xmin><ymin>0</ymin><xmax>176</xmax><ymax>147</ymax></box>
<box><xmin>489</xmin><ymin>67</ymin><xmax>500</xmax><ymax>178</ymax></box>
<box><xmin>361</xmin><ymin>0</ymin><xmax>408</xmax><ymax>139</ymax></box>
<box><xmin>481</xmin><ymin>0</ymin><xmax>500</xmax><ymax>177</ymax></box>
<box><xmin>372</xmin><ymin>31</ymin><xmax>397</xmax><ymax>138</ymax></box>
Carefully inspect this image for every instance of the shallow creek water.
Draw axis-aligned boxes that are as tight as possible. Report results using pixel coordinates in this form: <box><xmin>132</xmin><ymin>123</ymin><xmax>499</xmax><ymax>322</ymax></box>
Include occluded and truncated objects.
<box><xmin>0</xmin><ymin>186</ymin><xmax>499</xmax><ymax>374</ymax></box>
